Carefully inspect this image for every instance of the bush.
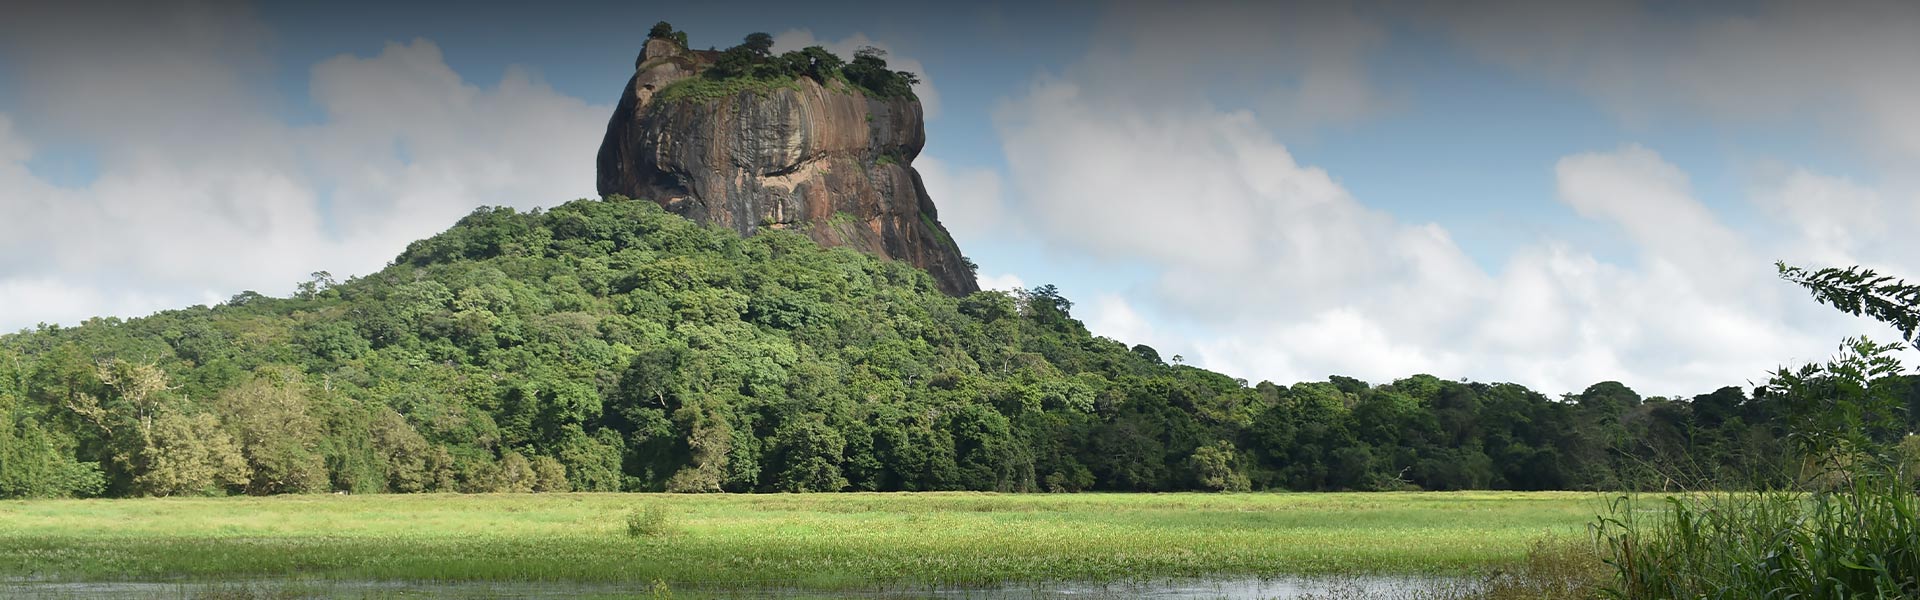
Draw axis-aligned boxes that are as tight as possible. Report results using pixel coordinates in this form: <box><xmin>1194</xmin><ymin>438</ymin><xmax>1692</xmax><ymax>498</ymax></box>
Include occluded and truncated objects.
<box><xmin>531</xmin><ymin>455</ymin><xmax>569</xmax><ymax>493</ymax></box>
<box><xmin>625</xmin><ymin>504</ymin><xmax>678</xmax><ymax>538</ymax></box>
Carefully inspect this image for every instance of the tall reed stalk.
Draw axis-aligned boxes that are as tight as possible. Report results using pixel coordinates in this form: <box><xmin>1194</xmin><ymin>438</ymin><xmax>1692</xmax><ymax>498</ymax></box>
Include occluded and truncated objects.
<box><xmin>1594</xmin><ymin>473</ymin><xmax>1919</xmax><ymax>599</ymax></box>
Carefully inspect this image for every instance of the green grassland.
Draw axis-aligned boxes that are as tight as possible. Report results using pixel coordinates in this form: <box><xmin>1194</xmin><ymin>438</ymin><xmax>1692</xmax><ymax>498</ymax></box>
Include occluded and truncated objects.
<box><xmin>0</xmin><ymin>492</ymin><xmax>1598</xmax><ymax>590</ymax></box>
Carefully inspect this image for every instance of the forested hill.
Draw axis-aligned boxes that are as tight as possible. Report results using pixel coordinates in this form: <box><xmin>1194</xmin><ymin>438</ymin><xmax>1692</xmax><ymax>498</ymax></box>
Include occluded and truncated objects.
<box><xmin>2</xmin><ymin>197</ymin><xmax>1914</xmax><ymax>498</ymax></box>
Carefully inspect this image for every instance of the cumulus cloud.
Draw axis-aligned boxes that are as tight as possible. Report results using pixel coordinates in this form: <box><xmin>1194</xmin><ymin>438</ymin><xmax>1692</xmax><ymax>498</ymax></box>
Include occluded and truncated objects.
<box><xmin>913</xmin><ymin>154</ymin><xmax>1008</xmax><ymax>245</ymax></box>
<box><xmin>1083</xmin><ymin>295</ymin><xmax>1173</xmax><ymax>353</ymax></box>
<box><xmin>1068</xmin><ymin>144</ymin><xmax>1879</xmax><ymax>394</ymax></box>
<box><xmin>772</xmin><ymin>29</ymin><xmax>940</xmax><ymax>119</ymax></box>
<box><xmin>1749</xmin><ymin>168</ymin><xmax>1918</xmax><ymax>274</ymax></box>
<box><xmin>0</xmin><ymin>3</ymin><xmax>606</xmax><ymax>331</ymax></box>
<box><xmin>995</xmin><ymin>2</ymin><xmax>1914</xmax><ymax>395</ymax></box>
<box><xmin>1553</xmin><ymin>145</ymin><xmax>1758</xmax><ymax>299</ymax></box>
<box><xmin>996</xmin><ymin>75</ymin><xmax>1487</xmax><ymax>330</ymax></box>
<box><xmin>997</xmin><ymin>71</ymin><xmax>1488</xmax><ymax>386</ymax></box>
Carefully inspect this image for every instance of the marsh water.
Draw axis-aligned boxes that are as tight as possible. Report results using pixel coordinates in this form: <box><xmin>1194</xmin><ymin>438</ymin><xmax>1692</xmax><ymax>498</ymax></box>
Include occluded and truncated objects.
<box><xmin>4</xmin><ymin>575</ymin><xmax>1466</xmax><ymax>599</ymax></box>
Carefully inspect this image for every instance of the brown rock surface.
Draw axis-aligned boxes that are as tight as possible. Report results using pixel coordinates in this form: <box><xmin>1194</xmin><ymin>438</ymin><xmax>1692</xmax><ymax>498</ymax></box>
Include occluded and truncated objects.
<box><xmin>597</xmin><ymin>38</ymin><xmax>979</xmax><ymax>296</ymax></box>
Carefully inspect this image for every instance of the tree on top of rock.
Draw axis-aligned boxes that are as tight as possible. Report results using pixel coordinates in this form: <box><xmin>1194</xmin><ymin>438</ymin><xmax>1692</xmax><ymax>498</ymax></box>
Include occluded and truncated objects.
<box><xmin>742</xmin><ymin>33</ymin><xmax>775</xmax><ymax>57</ymax></box>
<box><xmin>843</xmin><ymin>47</ymin><xmax>919</xmax><ymax>99</ymax></box>
<box><xmin>648</xmin><ymin>21</ymin><xmax>689</xmax><ymax>49</ymax></box>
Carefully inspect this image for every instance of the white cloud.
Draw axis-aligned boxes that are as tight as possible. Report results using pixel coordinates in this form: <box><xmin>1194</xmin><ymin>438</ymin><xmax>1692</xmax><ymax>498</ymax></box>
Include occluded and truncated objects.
<box><xmin>1418</xmin><ymin>0</ymin><xmax>1920</xmax><ymax>385</ymax></box>
<box><xmin>1197</xmin><ymin>308</ymin><xmax>1461</xmax><ymax>386</ymax></box>
<box><xmin>995</xmin><ymin>73</ymin><xmax>1482</xmax><ymax>385</ymax></box>
<box><xmin>914</xmin><ymin>154</ymin><xmax>1008</xmax><ymax>245</ymax></box>
<box><xmin>996</xmin><ymin>76</ymin><xmax>1487</xmax><ymax>327</ymax></box>
<box><xmin>992</xmin><ymin>3</ymin><xmax>1913</xmax><ymax>395</ymax></box>
<box><xmin>1553</xmin><ymin>145</ymin><xmax>1756</xmax><ymax>298</ymax></box>
<box><xmin>772</xmin><ymin>29</ymin><xmax>940</xmax><ymax>119</ymax></box>
<box><xmin>1749</xmin><ymin>168</ymin><xmax>1917</xmax><ymax>274</ymax></box>
<box><xmin>0</xmin><ymin>278</ymin><xmax>220</xmax><ymax>334</ymax></box>
<box><xmin>0</xmin><ymin>6</ymin><xmax>606</xmax><ymax>331</ymax></box>
<box><xmin>1084</xmin><ymin>294</ymin><xmax>1170</xmax><ymax>348</ymax></box>
<box><xmin>303</xmin><ymin>41</ymin><xmax>604</xmax><ymax>247</ymax></box>
<box><xmin>974</xmin><ymin>272</ymin><xmax>1025</xmax><ymax>293</ymax></box>
<box><xmin>1082</xmin><ymin>144</ymin><xmax>1881</xmax><ymax>394</ymax></box>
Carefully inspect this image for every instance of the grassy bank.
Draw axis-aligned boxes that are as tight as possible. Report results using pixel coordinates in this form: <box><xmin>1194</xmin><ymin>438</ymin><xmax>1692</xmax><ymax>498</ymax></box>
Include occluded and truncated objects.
<box><xmin>0</xmin><ymin>492</ymin><xmax>1596</xmax><ymax>589</ymax></box>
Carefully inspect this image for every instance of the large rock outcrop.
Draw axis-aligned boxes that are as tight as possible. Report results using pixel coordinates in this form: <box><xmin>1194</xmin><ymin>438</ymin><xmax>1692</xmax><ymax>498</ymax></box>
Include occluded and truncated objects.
<box><xmin>597</xmin><ymin>38</ymin><xmax>979</xmax><ymax>296</ymax></box>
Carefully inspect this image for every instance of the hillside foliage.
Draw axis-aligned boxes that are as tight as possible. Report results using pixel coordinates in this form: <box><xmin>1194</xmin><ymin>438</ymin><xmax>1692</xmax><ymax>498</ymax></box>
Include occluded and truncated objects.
<box><xmin>1</xmin><ymin>197</ymin><xmax>1916</xmax><ymax>498</ymax></box>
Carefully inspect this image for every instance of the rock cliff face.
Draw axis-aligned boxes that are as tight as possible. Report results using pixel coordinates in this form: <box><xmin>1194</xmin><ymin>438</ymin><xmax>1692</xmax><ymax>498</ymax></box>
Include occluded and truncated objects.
<box><xmin>597</xmin><ymin>38</ymin><xmax>979</xmax><ymax>296</ymax></box>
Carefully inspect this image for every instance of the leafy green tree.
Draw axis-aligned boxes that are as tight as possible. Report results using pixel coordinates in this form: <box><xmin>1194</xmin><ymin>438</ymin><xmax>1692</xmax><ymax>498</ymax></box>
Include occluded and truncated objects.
<box><xmin>130</xmin><ymin>411</ymin><xmax>248</xmax><ymax>496</ymax></box>
<box><xmin>1</xmin><ymin>352</ymin><xmax>94</xmax><ymax>497</ymax></box>
<box><xmin>742</xmin><ymin>33</ymin><xmax>775</xmax><ymax>57</ymax></box>
<box><xmin>769</xmin><ymin>413</ymin><xmax>848</xmax><ymax>492</ymax></box>
<box><xmin>841</xmin><ymin>47</ymin><xmax>918</xmax><ymax>99</ymax></box>
<box><xmin>217</xmin><ymin>367</ymin><xmax>328</xmax><ymax>494</ymax></box>
<box><xmin>664</xmin><ymin>399</ymin><xmax>732</xmax><ymax>492</ymax></box>
<box><xmin>52</xmin><ymin>360</ymin><xmax>247</xmax><ymax>496</ymax></box>
<box><xmin>554</xmin><ymin>425</ymin><xmax>624</xmax><ymax>492</ymax></box>
<box><xmin>498</xmin><ymin>450</ymin><xmax>536</xmax><ymax>493</ymax></box>
<box><xmin>531</xmin><ymin>454</ymin><xmax>569</xmax><ymax>492</ymax></box>
<box><xmin>948</xmin><ymin>403</ymin><xmax>1028</xmax><ymax>491</ymax></box>
<box><xmin>790</xmin><ymin>46</ymin><xmax>844</xmax><ymax>81</ymax></box>
<box><xmin>648</xmin><ymin>22</ymin><xmax>675</xmax><ymax>40</ymax></box>
<box><xmin>1189</xmin><ymin>440</ymin><xmax>1249</xmax><ymax>491</ymax></box>
<box><xmin>0</xmin><ymin>357</ymin><xmax>103</xmax><ymax>498</ymax></box>
<box><xmin>369</xmin><ymin>405</ymin><xmax>433</xmax><ymax>492</ymax></box>
<box><xmin>296</xmin><ymin>321</ymin><xmax>370</xmax><ymax>364</ymax></box>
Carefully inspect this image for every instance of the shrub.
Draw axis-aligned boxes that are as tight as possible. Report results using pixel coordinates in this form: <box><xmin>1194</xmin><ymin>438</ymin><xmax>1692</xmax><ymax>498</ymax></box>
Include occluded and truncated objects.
<box><xmin>531</xmin><ymin>455</ymin><xmax>569</xmax><ymax>492</ymax></box>
<box><xmin>625</xmin><ymin>504</ymin><xmax>679</xmax><ymax>538</ymax></box>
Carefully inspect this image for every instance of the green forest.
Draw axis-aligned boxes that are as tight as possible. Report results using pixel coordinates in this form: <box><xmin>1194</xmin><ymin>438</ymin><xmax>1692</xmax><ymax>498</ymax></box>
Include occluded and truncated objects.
<box><xmin>2</xmin><ymin>197</ymin><xmax>1916</xmax><ymax>499</ymax></box>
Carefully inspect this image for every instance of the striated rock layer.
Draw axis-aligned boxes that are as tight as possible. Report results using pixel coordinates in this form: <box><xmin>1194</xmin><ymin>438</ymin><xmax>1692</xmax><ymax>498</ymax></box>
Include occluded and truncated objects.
<box><xmin>597</xmin><ymin>38</ymin><xmax>979</xmax><ymax>296</ymax></box>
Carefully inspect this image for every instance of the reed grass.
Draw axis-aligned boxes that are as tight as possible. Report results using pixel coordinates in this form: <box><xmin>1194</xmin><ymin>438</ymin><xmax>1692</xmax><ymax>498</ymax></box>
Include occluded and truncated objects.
<box><xmin>1592</xmin><ymin>474</ymin><xmax>1920</xmax><ymax>599</ymax></box>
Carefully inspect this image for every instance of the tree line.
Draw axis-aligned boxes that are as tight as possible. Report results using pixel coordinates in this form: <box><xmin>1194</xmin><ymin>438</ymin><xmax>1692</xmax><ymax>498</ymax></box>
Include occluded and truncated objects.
<box><xmin>2</xmin><ymin>197</ymin><xmax>1916</xmax><ymax>498</ymax></box>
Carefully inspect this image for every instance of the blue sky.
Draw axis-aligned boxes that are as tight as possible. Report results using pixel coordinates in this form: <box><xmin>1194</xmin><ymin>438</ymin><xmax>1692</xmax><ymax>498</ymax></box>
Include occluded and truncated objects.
<box><xmin>2</xmin><ymin>0</ymin><xmax>1916</xmax><ymax>396</ymax></box>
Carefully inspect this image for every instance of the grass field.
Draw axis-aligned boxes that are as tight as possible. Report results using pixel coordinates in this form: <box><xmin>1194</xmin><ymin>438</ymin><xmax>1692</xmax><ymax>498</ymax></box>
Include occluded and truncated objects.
<box><xmin>0</xmin><ymin>492</ymin><xmax>1600</xmax><ymax>590</ymax></box>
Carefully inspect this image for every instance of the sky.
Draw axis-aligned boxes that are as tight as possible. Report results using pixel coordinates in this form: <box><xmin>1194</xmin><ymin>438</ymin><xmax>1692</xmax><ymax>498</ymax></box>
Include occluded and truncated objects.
<box><xmin>2</xmin><ymin>0</ymin><xmax>1916</xmax><ymax>397</ymax></box>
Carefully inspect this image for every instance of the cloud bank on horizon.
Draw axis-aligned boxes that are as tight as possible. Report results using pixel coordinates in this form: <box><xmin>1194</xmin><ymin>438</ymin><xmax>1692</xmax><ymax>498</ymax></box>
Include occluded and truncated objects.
<box><xmin>1</xmin><ymin>0</ymin><xmax>1915</xmax><ymax>397</ymax></box>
